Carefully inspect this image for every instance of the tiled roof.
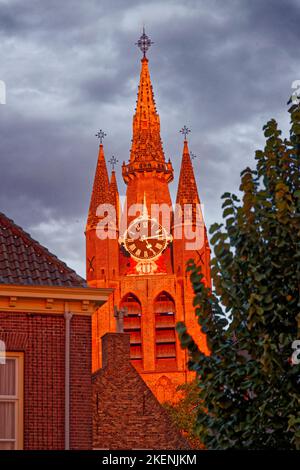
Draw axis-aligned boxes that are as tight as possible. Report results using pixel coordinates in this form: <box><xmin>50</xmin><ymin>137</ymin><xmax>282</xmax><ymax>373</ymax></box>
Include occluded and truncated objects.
<box><xmin>0</xmin><ymin>212</ymin><xmax>86</xmax><ymax>287</ymax></box>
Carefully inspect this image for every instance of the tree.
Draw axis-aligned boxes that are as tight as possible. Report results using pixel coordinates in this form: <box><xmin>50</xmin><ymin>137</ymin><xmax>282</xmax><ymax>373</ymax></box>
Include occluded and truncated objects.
<box><xmin>163</xmin><ymin>380</ymin><xmax>204</xmax><ymax>449</ymax></box>
<box><xmin>176</xmin><ymin>99</ymin><xmax>300</xmax><ymax>449</ymax></box>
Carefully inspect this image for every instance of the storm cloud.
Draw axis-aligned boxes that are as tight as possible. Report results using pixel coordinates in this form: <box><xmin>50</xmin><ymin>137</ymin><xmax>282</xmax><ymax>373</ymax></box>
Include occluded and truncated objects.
<box><xmin>0</xmin><ymin>0</ymin><xmax>299</xmax><ymax>276</ymax></box>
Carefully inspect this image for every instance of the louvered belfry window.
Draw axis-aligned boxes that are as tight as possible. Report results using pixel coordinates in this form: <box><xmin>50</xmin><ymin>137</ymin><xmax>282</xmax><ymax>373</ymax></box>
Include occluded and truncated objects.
<box><xmin>154</xmin><ymin>292</ymin><xmax>177</xmax><ymax>370</ymax></box>
<box><xmin>122</xmin><ymin>293</ymin><xmax>143</xmax><ymax>370</ymax></box>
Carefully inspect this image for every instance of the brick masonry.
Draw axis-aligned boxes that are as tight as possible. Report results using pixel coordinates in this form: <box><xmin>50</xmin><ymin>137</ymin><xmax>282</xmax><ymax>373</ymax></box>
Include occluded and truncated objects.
<box><xmin>0</xmin><ymin>311</ymin><xmax>92</xmax><ymax>450</ymax></box>
<box><xmin>92</xmin><ymin>333</ymin><xmax>190</xmax><ymax>450</ymax></box>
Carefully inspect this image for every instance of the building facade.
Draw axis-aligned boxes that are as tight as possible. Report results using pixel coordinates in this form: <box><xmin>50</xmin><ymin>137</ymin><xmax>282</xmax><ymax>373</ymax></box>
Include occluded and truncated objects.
<box><xmin>93</xmin><ymin>332</ymin><xmax>189</xmax><ymax>449</ymax></box>
<box><xmin>0</xmin><ymin>212</ymin><xmax>112</xmax><ymax>449</ymax></box>
<box><xmin>86</xmin><ymin>32</ymin><xmax>211</xmax><ymax>402</ymax></box>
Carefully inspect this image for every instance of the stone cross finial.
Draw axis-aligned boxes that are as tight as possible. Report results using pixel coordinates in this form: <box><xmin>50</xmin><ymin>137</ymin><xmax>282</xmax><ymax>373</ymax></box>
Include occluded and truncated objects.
<box><xmin>114</xmin><ymin>306</ymin><xmax>128</xmax><ymax>333</ymax></box>
<box><xmin>180</xmin><ymin>125</ymin><xmax>191</xmax><ymax>141</ymax></box>
<box><xmin>109</xmin><ymin>155</ymin><xmax>118</xmax><ymax>171</ymax></box>
<box><xmin>136</xmin><ymin>27</ymin><xmax>154</xmax><ymax>58</ymax></box>
<box><xmin>95</xmin><ymin>129</ymin><xmax>107</xmax><ymax>144</ymax></box>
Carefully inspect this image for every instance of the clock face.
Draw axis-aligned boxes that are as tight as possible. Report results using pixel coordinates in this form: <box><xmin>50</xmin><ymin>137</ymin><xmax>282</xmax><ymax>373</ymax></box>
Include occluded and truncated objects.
<box><xmin>122</xmin><ymin>217</ymin><xmax>169</xmax><ymax>261</ymax></box>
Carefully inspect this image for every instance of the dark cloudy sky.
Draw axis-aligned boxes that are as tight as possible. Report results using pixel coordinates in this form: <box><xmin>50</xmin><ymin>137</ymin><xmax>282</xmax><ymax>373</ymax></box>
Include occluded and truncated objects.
<box><xmin>0</xmin><ymin>0</ymin><xmax>299</xmax><ymax>276</ymax></box>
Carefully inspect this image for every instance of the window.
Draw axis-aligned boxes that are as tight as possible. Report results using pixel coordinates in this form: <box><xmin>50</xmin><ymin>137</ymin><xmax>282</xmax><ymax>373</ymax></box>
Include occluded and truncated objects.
<box><xmin>121</xmin><ymin>293</ymin><xmax>143</xmax><ymax>370</ymax></box>
<box><xmin>0</xmin><ymin>340</ymin><xmax>5</xmax><ymax>365</ymax></box>
<box><xmin>0</xmin><ymin>353</ymin><xmax>24</xmax><ymax>450</ymax></box>
<box><xmin>154</xmin><ymin>292</ymin><xmax>177</xmax><ymax>370</ymax></box>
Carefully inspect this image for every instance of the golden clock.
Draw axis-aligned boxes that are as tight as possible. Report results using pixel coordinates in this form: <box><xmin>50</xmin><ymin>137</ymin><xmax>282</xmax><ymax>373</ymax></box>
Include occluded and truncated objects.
<box><xmin>121</xmin><ymin>216</ymin><xmax>171</xmax><ymax>261</ymax></box>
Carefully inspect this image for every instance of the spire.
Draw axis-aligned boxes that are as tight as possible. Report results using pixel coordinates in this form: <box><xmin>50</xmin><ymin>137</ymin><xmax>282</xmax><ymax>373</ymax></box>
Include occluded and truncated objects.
<box><xmin>176</xmin><ymin>139</ymin><xmax>201</xmax><ymax>206</ymax></box>
<box><xmin>130</xmin><ymin>56</ymin><xmax>165</xmax><ymax>164</ymax></box>
<box><xmin>87</xmin><ymin>143</ymin><xmax>110</xmax><ymax>229</ymax></box>
<box><xmin>122</xmin><ymin>30</ymin><xmax>173</xmax><ymax>183</ymax></box>
<box><xmin>110</xmin><ymin>170</ymin><xmax>119</xmax><ymax>201</ymax></box>
<box><xmin>110</xmin><ymin>169</ymin><xmax>119</xmax><ymax>224</ymax></box>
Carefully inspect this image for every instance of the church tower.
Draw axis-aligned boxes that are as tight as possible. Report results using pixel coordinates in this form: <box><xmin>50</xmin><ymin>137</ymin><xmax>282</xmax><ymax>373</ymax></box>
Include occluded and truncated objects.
<box><xmin>86</xmin><ymin>30</ymin><xmax>211</xmax><ymax>402</ymax></box>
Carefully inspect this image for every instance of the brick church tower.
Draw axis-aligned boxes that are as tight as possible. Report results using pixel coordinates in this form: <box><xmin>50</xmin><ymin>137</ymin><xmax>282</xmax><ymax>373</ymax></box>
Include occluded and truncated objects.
<box><xmin>86</xmin><ymin>30</ymin><xmax>211</xmax><ymax>402</ymax></box>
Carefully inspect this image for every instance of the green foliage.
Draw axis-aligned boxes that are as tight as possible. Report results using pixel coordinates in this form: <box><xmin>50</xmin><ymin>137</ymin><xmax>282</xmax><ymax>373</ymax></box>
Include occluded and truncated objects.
<box><xmin>176</xmin><ymin>100</ymin><xmax>300</xmax><ymax>449</ymax></box>
<box><xmin>163</xmin><ymin>381</ymin><xmax>204</xmax><ymax>449</ymax></box>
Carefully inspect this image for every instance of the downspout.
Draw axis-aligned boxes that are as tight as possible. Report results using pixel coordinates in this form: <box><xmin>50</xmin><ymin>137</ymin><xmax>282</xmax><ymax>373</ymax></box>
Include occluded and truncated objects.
<box><xmin>64</xmin><ymin>303</ymin><xmax>73</xmax><ymax>450</ymax></box>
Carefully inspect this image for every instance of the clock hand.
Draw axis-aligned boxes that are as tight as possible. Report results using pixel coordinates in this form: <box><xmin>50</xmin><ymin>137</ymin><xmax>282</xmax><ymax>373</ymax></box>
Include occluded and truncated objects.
<box><xmin>141</xmin><ymin>235</ymin><xmax>166</xmax><ymax>241</ymax></box>
<box><xmin>146</xmin><ymin>242</ymin><xmax>156</xmax><ymax>255</ymax></box>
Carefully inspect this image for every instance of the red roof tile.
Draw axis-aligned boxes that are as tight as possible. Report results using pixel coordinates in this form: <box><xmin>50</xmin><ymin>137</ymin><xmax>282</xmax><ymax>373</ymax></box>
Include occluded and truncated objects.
<box><xmin>0</xmin><ymin>212</ymin><xmax>86</xmax><ymax>287</ymax></box>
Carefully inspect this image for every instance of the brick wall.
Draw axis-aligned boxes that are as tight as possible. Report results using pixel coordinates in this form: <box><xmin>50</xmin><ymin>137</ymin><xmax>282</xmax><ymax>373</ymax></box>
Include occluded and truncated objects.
<box><xmin>92</xmin><ymin>333</ymin><xmax>189</xmax><ymax>450</ymax></box>
<box><xmin>69</xmin><ymin>314</ymin><xmax>92</xmax><ymax>449</ymax></box>
<box><xmin>0</xmin><ymin>311</ymin><xmax>92</xmax><ymax>450</ymax></box>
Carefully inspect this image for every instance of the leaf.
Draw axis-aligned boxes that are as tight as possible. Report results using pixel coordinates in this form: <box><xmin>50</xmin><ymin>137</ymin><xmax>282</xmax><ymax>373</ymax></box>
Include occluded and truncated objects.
<box><xmin>209</xmin><ymin>223</ymin><xmax>223</xmax><ymax>234</ymax></box>
<box><xmin>222</xmin><ymin>199</ymin><xmax>233</xmax><ymax>209</ymax></box>
<box><xmin>210</xmin><ymin>232</ymin><xmax>222</xmax><ymax>245</ymax></box>
<box><xmin>225</xmin><ymin>217</ymin><xmax>235</xmax><ymax>227</ymax></box>
<box><xmin>223</xmin><ymin>207</ymin><xmax>235</xmax><ymax>217</ymax></box>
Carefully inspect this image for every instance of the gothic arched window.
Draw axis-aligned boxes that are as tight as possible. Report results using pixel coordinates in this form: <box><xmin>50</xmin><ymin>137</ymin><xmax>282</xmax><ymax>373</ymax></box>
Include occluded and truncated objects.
<box><xmin>154</xmin><ymin>292</ymin><xmax>177</xmax><ymax>371</ymax></box>
<box><xmin>120</xmin><ymin>293</ymin><xmax>143</xmax><ymax>370</ymax></box>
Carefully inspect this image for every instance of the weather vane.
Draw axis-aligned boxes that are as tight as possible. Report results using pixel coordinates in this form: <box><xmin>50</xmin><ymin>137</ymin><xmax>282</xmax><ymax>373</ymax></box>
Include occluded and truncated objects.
<box><xmin>180</xmin><ymin>125</ymin><xmax>191</xmax><ymax>141</ymax></box>
<box><xmin>135</xmin><ymin>27</ymin><xmax>154</xmax><ymax>58</ymax></box>
<box><xmin>109</xmin><ymin>155</ymin><xmax>118</xmax><ymax>171</ymax></box>
<box><xmin>95</xmin><ymin>129</ymin><xmax>106</xmax><ymax>144</ymax></box>
<box><xmin>191</xmin><ymin>152</ymin><xmax>197</xmax><ymax>160</ymax></box>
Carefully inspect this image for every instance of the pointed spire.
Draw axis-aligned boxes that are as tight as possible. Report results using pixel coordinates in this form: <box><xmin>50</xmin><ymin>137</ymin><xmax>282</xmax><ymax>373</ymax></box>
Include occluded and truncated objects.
<box><xmin>110</xmin><ymin>169</ymin><xmax>119</xmax><ymax>205</ymax></box>
<box><xmin>122</xmin><ymin>32</ymin><xmax>173</xmax><ymax>184</ymax></box>
<box><xmin>109</xmin><ymin>170</ymin><xmax>119</xmax><ymax>229</ymax></box>
<box><xmin>110</xmin><ymin>170</ymin><xmax>119</xmax><ymax>198</ymax></box>
<box><xmin>176</xmin><ymin>139</ymin><xmax>201</xmax><ymax>206</ymax></box>
<box><xmin>87</xmin><ymin>143</ymin><xmax>110</xmax><ymax>229</ymax></box>
<box><xmin>129</xmin><ymin>54</ymin><xmax>165</xmax><ymax>164</ymax></box>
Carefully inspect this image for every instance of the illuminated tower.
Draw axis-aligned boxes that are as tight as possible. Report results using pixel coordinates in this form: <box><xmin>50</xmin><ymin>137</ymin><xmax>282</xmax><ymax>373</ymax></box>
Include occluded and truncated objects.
<box><xmin>86</xmin><ymin>30</ymin><xmax>211</xmax><ymax>402</ymax></box>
